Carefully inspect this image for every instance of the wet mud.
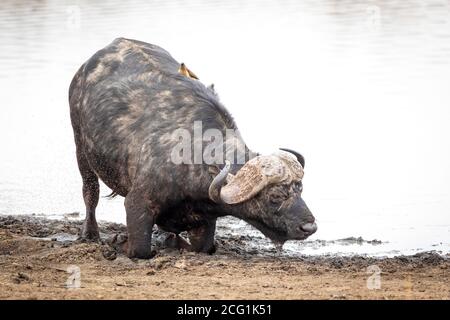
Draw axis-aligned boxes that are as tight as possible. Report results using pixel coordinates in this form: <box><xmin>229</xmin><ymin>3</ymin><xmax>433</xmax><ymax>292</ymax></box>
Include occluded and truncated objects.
<box><xmin>0</xmin><ymin>215</ymin><xmax>448</xmax><ymax>299</ymax></box>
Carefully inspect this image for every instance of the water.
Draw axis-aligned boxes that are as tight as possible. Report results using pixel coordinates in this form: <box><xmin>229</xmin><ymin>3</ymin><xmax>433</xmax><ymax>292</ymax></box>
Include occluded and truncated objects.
<box><xmin>0</xmin><ymin>0</ymin><xmax>449</xmax><ymax>256</ymax></box>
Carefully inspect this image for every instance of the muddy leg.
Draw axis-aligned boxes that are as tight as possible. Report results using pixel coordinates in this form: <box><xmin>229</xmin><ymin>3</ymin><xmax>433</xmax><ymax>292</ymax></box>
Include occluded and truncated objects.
<box><xmin>124</xmin><ymin>190</ymin><xmax>157</xmax><ymax>259</ymax></box>
<box><xmin>77</xmin><ymin>151</ymin><xmax>100</xmax><ymax>241</ymax></box>
<box><xmin>188</xmin><ymin>219</ymin><xmax>217</xmax><ymax>254</ymax></box>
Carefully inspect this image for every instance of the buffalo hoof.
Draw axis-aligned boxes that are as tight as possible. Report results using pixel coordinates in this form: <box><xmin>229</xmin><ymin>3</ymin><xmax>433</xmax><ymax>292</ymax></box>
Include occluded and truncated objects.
<box><xmin>194</xmin><ymin>243</ymin><xmax>216</xmax><ymax>255</ymax></box>
<box><xmin>107</xmin><ymin>233</ymin><xmax>156</xmax><ymax>259</ymax></box>
<box><xmin>127</xmin><ymin>246</ymin><xmax>155</xmax><ymax>259</ymax></box>
<box><xmin>164</xmin><ymin>233</ymin><xmax>216</xmax><ymax>254</ymax></box>
<box><xmin>79</xmin><ymin>222</ymin><xmax>100</xmax><ymax>241</ymax></box>
<box><xmin>205</xmin><ymin>244</ymin><xmax>216</xmax><ymax>255</ymax></box>
<box><xmin>107</xmin><ymin>233</ymin><xmax>129</xmax><ymax>254</ymax></box>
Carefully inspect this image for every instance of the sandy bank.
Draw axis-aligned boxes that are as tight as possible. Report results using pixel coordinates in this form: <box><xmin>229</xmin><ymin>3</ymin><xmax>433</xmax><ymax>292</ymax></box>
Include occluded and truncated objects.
<box><xmin>0</xmin><ymin>215</ymin><xmax>448</xmax><ymax>299</ymax></box>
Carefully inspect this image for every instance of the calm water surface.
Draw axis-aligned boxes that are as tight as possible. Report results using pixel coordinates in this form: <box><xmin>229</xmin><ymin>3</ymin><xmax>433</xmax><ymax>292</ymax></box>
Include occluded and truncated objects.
<box><xmin>0</xmin><ymin>0</ymin><xmax>449</xmax><ymax>256</ymax></box>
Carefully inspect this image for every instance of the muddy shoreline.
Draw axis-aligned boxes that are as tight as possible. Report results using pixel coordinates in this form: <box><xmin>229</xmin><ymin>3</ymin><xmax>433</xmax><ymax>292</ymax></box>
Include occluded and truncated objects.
<box><xmin>0</xmin><ymin>214</ymin><xmax>448</xmax><ymax>299</ymax></box>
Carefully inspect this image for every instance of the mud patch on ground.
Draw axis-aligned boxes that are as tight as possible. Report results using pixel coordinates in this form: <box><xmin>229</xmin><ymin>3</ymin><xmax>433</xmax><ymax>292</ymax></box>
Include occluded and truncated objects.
<box><xmin>0</xmin><ymin>215</ymin><xmax>448</xmax><ymax>299</ymax></box>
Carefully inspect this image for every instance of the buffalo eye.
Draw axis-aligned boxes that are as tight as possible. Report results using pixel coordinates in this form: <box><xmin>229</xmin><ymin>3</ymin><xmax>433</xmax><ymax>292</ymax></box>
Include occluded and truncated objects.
<box><xmin>269</xmin><ymin>187</ymin><xmax>289</xmax><ymax>205</ymax></box>
<box><xmin>270</xmin><ymin>196</ymin><xmax>283</xmax><ymax>205</ymax></box>
<box><xmin>294</xmin><ymin>181</ymin><xmax>303</xmax><ymax>194</ymax></box>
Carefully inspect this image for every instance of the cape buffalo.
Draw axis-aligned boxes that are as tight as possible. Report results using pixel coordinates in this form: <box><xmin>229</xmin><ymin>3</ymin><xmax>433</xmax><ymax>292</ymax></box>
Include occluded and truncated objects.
<box><xmin>69</xmin><ymin>38</ymin><xmax>317</xmax><ymax>259</ymax></box>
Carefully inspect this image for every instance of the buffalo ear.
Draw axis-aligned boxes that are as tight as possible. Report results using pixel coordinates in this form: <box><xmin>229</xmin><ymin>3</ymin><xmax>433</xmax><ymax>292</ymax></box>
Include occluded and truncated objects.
<box><xmin>279</xmin><ymin>148</ymin><xmax>305</xmax><ymax>168</ymax></box>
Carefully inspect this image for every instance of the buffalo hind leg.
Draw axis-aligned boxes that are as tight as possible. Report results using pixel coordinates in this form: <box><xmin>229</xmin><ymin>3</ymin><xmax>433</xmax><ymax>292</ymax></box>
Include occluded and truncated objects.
<box><xmin>77</xmin><ymin>151</ymin><xmax>100</xmax><ymax>241</ymax></box>
<box><xmin>188</xmin><ymin>219</ymin><xmax>217</xmax><ymax>254</ymax></box>
<box><xmin>125</xmin><ymin>190</ymin><xmax>157</xmax><ymax>259</ymax></box>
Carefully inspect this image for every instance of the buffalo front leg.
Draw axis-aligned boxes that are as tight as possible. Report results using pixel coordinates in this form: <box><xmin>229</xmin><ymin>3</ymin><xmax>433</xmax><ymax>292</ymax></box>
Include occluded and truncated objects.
<box><xmin>77</xmin><ymin>151</ymin><xmax>100</xmax><ymax>241</ymax></box>
<box><xmin>124</xmin><ymin>191</ymin><xmax>157</xmax><ymax>259</ymax></box>
<box><xmin>188</xmin><ymin>219</ymin><xmax>217</xmax><ymax>254</ymax></box>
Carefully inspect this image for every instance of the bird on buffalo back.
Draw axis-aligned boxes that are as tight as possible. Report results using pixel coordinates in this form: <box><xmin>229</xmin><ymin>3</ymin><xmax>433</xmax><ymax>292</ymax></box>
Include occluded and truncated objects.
<box><xmin>178</xmin><ymin>62</ymin><xmax>199</xmax><ymax>80</ymax></box>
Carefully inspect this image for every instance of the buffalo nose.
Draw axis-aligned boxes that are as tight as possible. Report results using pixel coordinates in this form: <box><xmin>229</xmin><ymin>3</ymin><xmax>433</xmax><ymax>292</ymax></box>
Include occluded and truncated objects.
<box><xmin>300</xmin><ymin>222</ymin><xmax>317</xmax><ymax>234</ymax></box>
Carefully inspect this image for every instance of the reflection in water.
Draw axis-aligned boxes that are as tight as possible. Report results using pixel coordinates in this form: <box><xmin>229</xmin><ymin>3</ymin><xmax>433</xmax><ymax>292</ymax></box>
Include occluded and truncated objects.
<box><xmin>0</xmin><ymin>0</ymin><xmax>449</xmax><ymax>255</ymax></box>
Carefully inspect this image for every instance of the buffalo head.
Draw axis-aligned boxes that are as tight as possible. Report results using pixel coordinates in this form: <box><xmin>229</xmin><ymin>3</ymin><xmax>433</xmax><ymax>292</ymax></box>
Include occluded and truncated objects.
<box><xmin>209</xmin><ymin>149</ymin><xmax>317</xmax><ymax>244</ymax></box>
